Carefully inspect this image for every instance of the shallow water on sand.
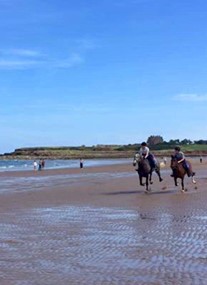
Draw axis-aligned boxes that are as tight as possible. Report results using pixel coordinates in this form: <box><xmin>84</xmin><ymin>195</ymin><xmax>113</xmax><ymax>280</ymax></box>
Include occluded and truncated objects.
<box><xmin>0</xmin><ymin>204</ymin><xmax>207</xmax><ymax>285</ymax></box>
<box><xmin>0</xmin><ymin>171</ymin><xmax>135</xmax><ymax>194</ymax></box>
<box><xmin>0</xmin><ymin>166</ymin><xmax>204</xmax><ymax>196</ymax></box>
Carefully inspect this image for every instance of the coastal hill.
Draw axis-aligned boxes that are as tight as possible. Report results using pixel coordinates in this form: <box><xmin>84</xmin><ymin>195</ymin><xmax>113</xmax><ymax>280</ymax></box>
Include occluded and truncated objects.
<box><xmin>1</xmin><ymin>145</ymin><xmax>137</xmax><ymax>159</ymax></box>
<box><xmin>1</xmin><ymin>143</ymin><xmax>207</xmax><ymax>159</ymax></box>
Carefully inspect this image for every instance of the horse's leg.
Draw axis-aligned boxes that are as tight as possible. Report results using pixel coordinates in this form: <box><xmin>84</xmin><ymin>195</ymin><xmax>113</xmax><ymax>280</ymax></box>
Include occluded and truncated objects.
<box><xmin>139</xmin><ymin>175</ymin><xmax>145</xmax><ymax>186</ymax></box>
<box><xmin>174</xmin><ymin>177</ymin><xmax>178</xmax><ymax>187</ymax></box>
<box><xmin>191</xmin><ymin>174</ymin><xmax>196</xmax><ymax>184</ymax></box>
<box><xmin>155</xmin><ymin>167</ymin><xmax>163</xmax><ymax>182</ymax></box>
<box><xmin>189</xmin><ymin>165</ymin><xmax>196</xmax><ymax>184</ymax></box>
<box><xmin>187</xmin><ymin>161</ymin><xmax>196</xmax><ymax>179</ymax></box>
<box><xmin>145</xmin><ymin>175</ymin><xmax>149</xmax><ymax>192</ymax></box>
<box><xmin>149</xmin><ymin>171</ymin><xmax>153</xmax><ymax>184</ymax></box>
<box><xmin>181</xmin><ymin>178</ymin><xmax>186</xmax><ymax>192</ymax></box>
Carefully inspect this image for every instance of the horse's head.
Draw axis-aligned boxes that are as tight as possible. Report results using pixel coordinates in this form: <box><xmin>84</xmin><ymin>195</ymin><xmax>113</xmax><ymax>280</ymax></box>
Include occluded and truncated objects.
<box><xmin>171</xmin><ymin>155</ymin><xmax>178</xmax><ymax>170</ymax></box>
<box><xmin>138</xmin><ymin>155</ymin><xmax>151</xmax><ymax>173</ymax></box>
<box><xmin>133</xmin><ymin>152</ymin><xmax>141</xmax><ymax>166</ymax></box>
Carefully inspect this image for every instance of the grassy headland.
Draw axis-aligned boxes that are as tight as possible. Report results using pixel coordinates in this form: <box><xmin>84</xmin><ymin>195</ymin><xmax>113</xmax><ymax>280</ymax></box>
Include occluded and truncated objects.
<box><xmin>1</xmin><ymin>144</ymin><xmax>207</xmax><ymax>160</ymax></box>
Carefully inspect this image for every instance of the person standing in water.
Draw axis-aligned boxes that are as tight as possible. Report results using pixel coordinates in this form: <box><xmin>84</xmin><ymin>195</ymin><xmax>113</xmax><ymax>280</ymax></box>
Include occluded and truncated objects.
<box><xmin>38</xmin><ymin>159</ymin><xmax>42</xmax><ymax>171</ymax></box>
<box><xmin>80</xmin><ymin>158</ymin><xmax>84</xmax><ymax>169</ymax></box>
<box><xmin>41</xmin><ymin>159</ymin><xmax>45</xmax><ymax>169</ymax></box>
<box><xmin>33</xmin><ymin>160</ymin><xmax>38</xmax><ymax>171</ymax></box>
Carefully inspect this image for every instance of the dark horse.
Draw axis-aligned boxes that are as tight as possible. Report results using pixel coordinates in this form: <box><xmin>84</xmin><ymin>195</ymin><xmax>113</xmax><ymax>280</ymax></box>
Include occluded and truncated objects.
<box><xmin>170</xmin><ymin>155</ymin><xmax>196</xmax><ymax>192</ymax></box>
<box><xmin>133</xmin><ymin>153</ymin><xmax>163</xmax><ymax>192</ymax></box>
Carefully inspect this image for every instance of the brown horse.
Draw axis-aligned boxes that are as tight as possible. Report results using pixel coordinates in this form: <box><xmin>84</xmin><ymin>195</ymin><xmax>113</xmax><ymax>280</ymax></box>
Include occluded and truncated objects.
<box><xmin>170</xmin><ymin>155</ymin><xmax>196</xmax><ymax>192</ymax></box>
<box><xmin>133</xmin><ymin>153</ymin><xmax>163</xmax><ymax>192</ymax></box>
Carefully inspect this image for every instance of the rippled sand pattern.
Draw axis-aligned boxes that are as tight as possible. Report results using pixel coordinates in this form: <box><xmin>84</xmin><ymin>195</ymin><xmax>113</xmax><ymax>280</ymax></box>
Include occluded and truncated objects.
<box><xmin>0</xmin><ymin>202</ymin><xmax>207</xmax><ymax>285</ymax></box>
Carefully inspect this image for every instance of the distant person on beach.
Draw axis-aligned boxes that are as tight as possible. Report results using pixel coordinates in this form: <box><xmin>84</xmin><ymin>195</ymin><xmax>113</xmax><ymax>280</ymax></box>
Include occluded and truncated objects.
<box><xmin>41</xmin><ymin>159</ymin><xmax>45</xmax><ymax>169</ymax></box>
<box><xmin>200</xmin><ymin>156</ymin><xmax>203</xmax><ymax>163</ymax></box>
<box><xmin>33</xmin><ymin>160</ymin><xmax>38</xmax><ymax>171</ymax></box>
<box><xmin>38</xmin><ymin>159</ymin><xmax>42</xmax><ymax>171</ymax></box>
<box><xmin>80</xmin><ymin>158</ymin><xmax>84</xmax><ymax>169</ymax></box>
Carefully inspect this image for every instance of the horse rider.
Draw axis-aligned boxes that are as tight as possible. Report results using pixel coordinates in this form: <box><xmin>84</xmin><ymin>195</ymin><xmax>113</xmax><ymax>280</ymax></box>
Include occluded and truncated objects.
<box><xmin>139</xmin><ymin>142</ymin><xmax>156</xmax><ymax>170</ymax></box>
<box><xmin>171</xmin><ymin>146</ymin><xmax>193</xmax><ymax>177</ymax></box>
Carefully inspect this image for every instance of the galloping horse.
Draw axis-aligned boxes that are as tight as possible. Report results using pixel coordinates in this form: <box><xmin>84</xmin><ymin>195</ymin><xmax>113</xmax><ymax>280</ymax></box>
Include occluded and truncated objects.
<box><xmin>133</xmin><ymin>153</ymin><xmax>163</xmax><ymax>192</ymax></box>
<box><xmin>170</xmin><ymin>155</ymin><xmax>196</xmax><ymax>192</ymax></box>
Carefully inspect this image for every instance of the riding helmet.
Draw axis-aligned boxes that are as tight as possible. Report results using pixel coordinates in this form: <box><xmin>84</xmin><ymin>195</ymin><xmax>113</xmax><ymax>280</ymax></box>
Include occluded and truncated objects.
<box><xmin>174</xmin><ymin>146</ymin><xmax>180</xmax><ymax>151</ymax></box>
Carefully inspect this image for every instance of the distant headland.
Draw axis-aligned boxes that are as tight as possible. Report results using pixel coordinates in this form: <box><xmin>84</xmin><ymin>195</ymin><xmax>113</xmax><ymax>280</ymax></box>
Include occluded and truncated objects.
<box><xmin>1</xmin><ymin>142</ymin><xmax>207</xmax><ymax>160</ymax></box>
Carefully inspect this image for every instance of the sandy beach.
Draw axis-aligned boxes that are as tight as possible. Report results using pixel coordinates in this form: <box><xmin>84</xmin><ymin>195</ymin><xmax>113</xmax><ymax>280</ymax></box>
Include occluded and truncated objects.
<box><xmin>0</xmin><ymin>158</ymin><xmax>207</xmax><ymax>285</ymax></box>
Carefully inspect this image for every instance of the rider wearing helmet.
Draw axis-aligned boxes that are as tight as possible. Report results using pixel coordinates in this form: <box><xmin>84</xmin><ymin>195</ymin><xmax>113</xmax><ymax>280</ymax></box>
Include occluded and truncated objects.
<box><xmin>139</xmin><ymin>142</ymin><xmax>156</xmax><ymax>169</ymax></box>
<box><xmin>171</xmin><ymin>146</ymin><xmax>192</xmax><ymax>177</ymax></box>
<box><xmin>174</xmin><ymin>146</ymin><xmax>185</xmax><ymax>162</ymax></box>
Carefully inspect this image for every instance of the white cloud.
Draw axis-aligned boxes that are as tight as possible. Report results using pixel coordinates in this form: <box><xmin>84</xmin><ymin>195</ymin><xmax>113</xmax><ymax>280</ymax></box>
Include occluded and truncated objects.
<box><xmin>0</xmin><ymin>43</ymin><xmax>90</xmax><ymax>70</ymax></box>
<box><xmin>0</xmin><ymin>48</ymin><xmax>42</xmax><ymax>57</ymax></box>
<box><xmin>0</xmin><ymin>48</ymin><xmax>44</xmax><ymax>69</ymax></box>
<box><xmin>0</xmin><ymin>59</ymin><xmax>42</xmax><ymax>69</ymax></box>
<box><xmin>173</xmin><ymin>94</ymin><xmax>207</xmax><ymax>102</ymax></box>
<box><xmin>0</xmin><ymin>48</ymin><xmax>85</xmax><ymax>70</ymax></box>
<box><xmin>55</xmin><ymin>53</ymin><xmax>84</xmax><ymax>68</ymax></box>
<box><xmin>5</xmin><ymin>49</ymin><xmax>42</xmax><ymax>57</ymax></box>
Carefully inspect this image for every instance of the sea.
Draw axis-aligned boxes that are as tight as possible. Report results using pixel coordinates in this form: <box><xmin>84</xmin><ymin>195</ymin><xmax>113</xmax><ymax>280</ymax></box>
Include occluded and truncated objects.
<box><xmin>0</xmin><ymin>158</ymin><xmax>131</xmax><ymax>172</ymax></box>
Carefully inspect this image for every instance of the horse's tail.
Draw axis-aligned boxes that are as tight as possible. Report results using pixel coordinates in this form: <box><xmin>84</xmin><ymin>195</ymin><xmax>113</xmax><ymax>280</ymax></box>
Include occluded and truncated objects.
<box><xmin>159</xmin><ymin>161</ymin><xmax>166</xmax><ymax>168</ymax></box>
<box><xmin>155</xmin><ymin>164</ymin><xmax>160</xmax><ymax>172</ymax></box>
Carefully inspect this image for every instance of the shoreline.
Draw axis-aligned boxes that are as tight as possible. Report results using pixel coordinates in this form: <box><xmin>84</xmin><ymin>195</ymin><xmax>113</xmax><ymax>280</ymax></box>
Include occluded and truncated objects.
<box><xmin>0</xmin><ymin>155</ymin><xmax>204</xmax><ymax>174</ymax></box>
<box><xmin>0</xmin><ymin>155</ymin><xmax>205</xmax><ymax>176</ymax></box>
<box><xmin>0</xmin><ymin>160</ymin><xmax>132</xmax><ymax>178</ymax></box>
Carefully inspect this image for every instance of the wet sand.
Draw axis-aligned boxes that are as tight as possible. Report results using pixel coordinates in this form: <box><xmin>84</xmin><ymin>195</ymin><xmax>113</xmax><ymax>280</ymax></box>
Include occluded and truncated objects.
<box><xmin>0</xmin><ymin>159</ymin><xmax>207</xmax><ymax>285</ymax></box>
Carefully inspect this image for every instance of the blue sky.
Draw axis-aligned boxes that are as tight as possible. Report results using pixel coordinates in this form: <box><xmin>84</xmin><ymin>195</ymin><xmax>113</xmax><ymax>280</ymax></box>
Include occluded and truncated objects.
<box><xmin>0</xmin><ymin>0</ymin><xmax>207</xmax><ymax>153</ymax></box>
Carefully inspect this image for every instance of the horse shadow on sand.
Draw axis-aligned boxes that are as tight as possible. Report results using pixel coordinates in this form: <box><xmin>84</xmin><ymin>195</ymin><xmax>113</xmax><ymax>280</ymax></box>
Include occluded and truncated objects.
<box><xmin>102</xmin><ymin>188</ymin><xmax>174</xmax><ymax>196</ymax></box>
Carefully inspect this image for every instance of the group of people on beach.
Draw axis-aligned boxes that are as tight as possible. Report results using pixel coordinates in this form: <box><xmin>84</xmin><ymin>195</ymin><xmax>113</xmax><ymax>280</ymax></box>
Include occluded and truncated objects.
<box><xmin>33</xmin><ymin>159</ymin><xmax>84</xmax><ymax>171</ymax></box>
<box><xmin>33</xmin><ymin>159</ymin><xmax>45</xmax><ymax>171</ymax></box>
